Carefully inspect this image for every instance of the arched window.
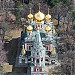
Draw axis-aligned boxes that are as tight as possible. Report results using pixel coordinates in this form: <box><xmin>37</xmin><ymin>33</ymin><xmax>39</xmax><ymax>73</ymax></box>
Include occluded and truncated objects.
<box><xmin>34</xmin><ymin>66</ymin><xmax>36</xmax><ymax>72</ymax></box>
<box><xmin>36</xmin><ymin>59</ymin><xmax>39</xmax><ymax>63</ymax></box>
<box><xmin>41</xmin><ymin>25</ymin><xmax>42</xmax><ymax>28</ymax></box>
<box><xmin>37</xmin><ymin>52</ymin><xmax>39</xmax><ymax>55</ymax></box>
<box><xmin>37</xmin><ymin>68</ymin><xmax>39</xmax><ymax>72</ymax></box>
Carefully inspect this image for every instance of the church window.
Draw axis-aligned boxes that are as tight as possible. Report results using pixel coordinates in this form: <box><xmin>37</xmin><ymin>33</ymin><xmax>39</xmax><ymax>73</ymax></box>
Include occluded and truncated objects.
<box><xmin>27</xmin><ymin>44</ymin><xmax>33</xmax><ymax>50</ymax></box>
<box><xmin>40</xmin><ymin>67</ymin><xmax>42</xmax><ymax>72</ymax></box>
<box><xmin>44</xmin><ymin>45</ymin><xmax>49</xmax><ymax>50</ymax></box>
<box><xmin>41</xmin><ymin>25</ymin><xmax>42</xmax><ymax>28</ymax></box>
<box><xmin>28</xmin><ymin>58</ymin><xmax>31</xmax><ymax>61</ymax></box>
<box><xmin>36</xmin><ymin>59</ymin><xmax>39</xmax><ymax>63</ymax></box>
<box><xmin>41</xmin><ymin>58</ymin><xmax>43</xmax><ymax>61</ymax></box>
<box><xmin>37</xmin><ymin>52</ymin><xmax>39</xmax><ymax>55</ymax></box>
<box><xmin>33</xmin><ymin>58</ymin><xmax>35</xmax><ymax>62</ymax></box>
<box><xmin>29</xmin><ymin>46</ymin><xmax>31</xmax><ymax>50</ymax></box>
<box><xmin>46</xmin><ymin>46</ymin><xmax>48</xmax><ymax>50</ymax></box>
<box><xmin>29</xmin><ymin>33</ymin><xmax>30</xmax><ymax>35</ymax></box>
<box><xmin>45</xmin><ymin>59</ymin><xmax>49</xmax><ymax>61</ymax></box>
<box><xmin>34</xmin><ymin>67</ymin><xmax>36</xmax><ymax>72</ymax></box>
<box><xmin>37</xmin><ymin>68</ymin><xmax>39</xmax><ymax>72</ymax></box>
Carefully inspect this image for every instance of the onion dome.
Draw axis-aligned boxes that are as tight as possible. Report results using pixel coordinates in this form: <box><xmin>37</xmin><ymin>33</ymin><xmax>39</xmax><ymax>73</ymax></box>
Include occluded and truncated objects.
<box><xmin>21</xmin><ymin>45</ymin><xmax>26</xmax><ymax>55</ymax></box>
<box><xmin>34</xmin><ymin>11</ymin><xmax>45</xmax><ymax>22</ymax></box>
<box><xmin>34</xmin><ymin>3</ymin><xmax>45</xmax><ymax>22</ymax></box>
<box><xmin>45</xmin><ymin>25</ymin><xmax>51</xmax><ymax>32</ymax></box>
<box><xmin>28</xmin><ymin>8</ymin><xmax>33</xmax><ymax>20</ymax></box>
<box><xmin>45</xmin><ymin>8</ymin><xmax>51</xmax><ymax>21</ymax></box>
<box><xmin>51</xmin><ymin>47</ymin><xmax>56</xmax><ymax>55</ymax></box>
<box><xmin>27</xmin><ymin>25</ymin><xmax>33</xmax><ymax>32</ymax></box>
<box><xmin>45</xmin><ymin>14</ymin><xmax>51</xmax><ymax>20</ymax></box>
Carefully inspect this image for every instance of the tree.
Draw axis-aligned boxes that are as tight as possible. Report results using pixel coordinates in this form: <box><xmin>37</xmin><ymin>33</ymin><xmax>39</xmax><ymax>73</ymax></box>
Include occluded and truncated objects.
<box><xmin>61</xmin><ymin>0</ymin><xmax>71</xmax><ymax>5</ymax></box>
<box><xmin>50</xmin><ymin>0</ymin><xmax>60</xmax><ymax>7</ymax></box>
<box><xmin>72</xmin><ymin>11</ymin><xmax>75</xmax><ymax>19</ymax></box>
<box><xmin>14</xmin><ymin>1</ymin><xmax>22</xmax><ymax>26</ymax></box>
<box><xmin>43</xmin><ymin>0</ymin><xmax>60</xmax><ymax>7</ymax></box>
<box><xmin>24</xmin><ymin>0</ymin><xmax>29</xmax><ymax>4</ymax></box>
<box><xmin>72</xmin><ymin>11</ymin><xmax>75</xmax><ymax>30</ymax></box>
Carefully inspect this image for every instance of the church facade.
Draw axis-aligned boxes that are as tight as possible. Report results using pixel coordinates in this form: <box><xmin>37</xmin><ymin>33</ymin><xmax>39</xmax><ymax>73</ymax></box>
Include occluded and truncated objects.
<box><xmin>17</xmin><ymin>4</ymin><xmax>59</xmax><ymax>75</ymax></box>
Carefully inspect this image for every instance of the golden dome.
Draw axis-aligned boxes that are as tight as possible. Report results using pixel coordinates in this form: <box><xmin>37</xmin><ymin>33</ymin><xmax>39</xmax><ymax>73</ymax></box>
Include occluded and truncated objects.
<box><xmin>34</xmin><ymin>3</ymin><xmax>45</xmax><ymax>22</ymax></box>
<box><xmin>45</xmin><ymin>14</ymin><xmax>51</xmax><ymax>20</ymax></box>
<box><xmin>21</xmin><ymin>45</ymin><xmax>26</xmax><ymax>55</ymax></box>
<box><xmin>34</xmin><ymin>11</ymin><xmax>45</xmax><ymax>22</ymax></box>
<box><xmin>45</xmin><ymin>8</ymin><xmax>51</xmax><ymax>21</ymax></box>
<box><xmin>28</xmin><ymin>14</ymin><xmax>33</xmax><ymax>19</ymax></box>
<box><xmin>27</xmin><ymin>25</ymin><xmax>33</xmax><ymax>31</ymax></box>
<box><xmin>45</xmin><ymin>25</ymin><xmax>51</xmax><ymax>32</ymax></box>
<box><xmin>28</xmin><ymin>8</ymin><xmax>33</xmax><ymax>19</ymax></box>
<box><xmin>51</xmin><ymin>47</ymin><xmax>56</xmax><ymax>55</ymax></box>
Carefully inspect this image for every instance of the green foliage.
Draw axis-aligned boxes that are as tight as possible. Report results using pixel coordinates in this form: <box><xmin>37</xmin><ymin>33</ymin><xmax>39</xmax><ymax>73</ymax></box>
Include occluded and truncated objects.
<box><xmin>14</xmin><ymin>2</ymin><xmax>22</xmax><ymax>25</ymax></box>
<box><xmin>0</xmin><ymin>64</ymin><xmax>2</xmax><ymax>68</ymax></box>
<box><xmin>72</xmin><ymin>12</ymin><xmax>75</xmax><ymax>19</ymax></box>
<box><xmin>43</xmin><ymin>0</ymin><xmax>72</xmax><ymax>7</ymax></box>
<box><xmin>50</xmin><ymin>0</ymin><xmax>60</xmax><ymax>6</ymax></box>
<box><xmin>73</xmin><ymin>24</ymin><xmax>75</xmax><ymax>30</ymax></box>
<box><xmin>72</xmin><ymin>12</ymin><xmax>75</xmax><ymax>30</ymax></box>
<box><xmin>43</xmin><ymin>0</ymin><xmax>60</xmax><ymax>7</ymax></box>
<box><xmin>61</xmin><ymin>0</ymin><xmax>68</xmax><ymax>4</ymax></box>
<box><xmin>14</xmin><ymin>2</ymin><xmax>21</xmax><ymax>16</ymax></box>
<box><xmin>61</xmin><ymin>0</ymin><xmax>71</xmax><ymax>5</ymax></box>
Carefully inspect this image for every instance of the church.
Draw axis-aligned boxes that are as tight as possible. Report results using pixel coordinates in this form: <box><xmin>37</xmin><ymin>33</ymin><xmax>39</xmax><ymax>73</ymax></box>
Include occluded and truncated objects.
<box><xmin>16</xmin><ymin>3</ymin><xmax>59</xmax><ymax>75</ymax></box>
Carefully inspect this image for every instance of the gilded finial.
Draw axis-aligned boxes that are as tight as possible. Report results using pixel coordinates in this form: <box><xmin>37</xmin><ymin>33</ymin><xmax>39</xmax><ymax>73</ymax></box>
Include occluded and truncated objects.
<box><xmin>45</xmin><ymin>8</ymin><xmax>51</xmax><ymax>21</ymax></box>
<box><xmin>21</xmin><ymin>45</ymin><xmax>26</xmax><ymax>55</ymax></box>
<box><xmin>28</xmin><ymin>8</ymin><xmax>33</xmax><ymax>19</ymax></box>
<box><xmin>34</xmin><ymin>3</ymin><xmax>45</xmax><ymax>22</ymax></box>
<box><xmin>38</xmin><ymin>3</ymin><xmax>40</xmax><ymax>11</ymax></box>
<box><xmin>48</xmin><ymin>8</ymin><xmax>49</xmax><ymax>14</ymax></box>
<box><xmin>29</xmin><ymin>8</ymin><xmax>31</xmax><ymax>14</ymax></box>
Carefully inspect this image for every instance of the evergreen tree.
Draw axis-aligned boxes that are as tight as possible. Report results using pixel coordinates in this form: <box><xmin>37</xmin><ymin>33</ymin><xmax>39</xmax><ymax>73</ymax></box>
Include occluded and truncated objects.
<box><xmin>14</xmin><ymin>1</ymin><xmax>22</xmax><ymax>25</ymax></box>
<box><xmin>43</xmin><ymin>0</ymin><xmax>60</xmax><ymax>7</ymax></box>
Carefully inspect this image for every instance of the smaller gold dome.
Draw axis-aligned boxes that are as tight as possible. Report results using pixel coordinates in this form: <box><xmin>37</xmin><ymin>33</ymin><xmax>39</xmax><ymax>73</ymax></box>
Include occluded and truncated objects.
<box><xmin>28</xmin><ymin>8</ymin><xmax>33</xmax><ymax>19</ymax></box>
<box><xmin>45</xmin><ymin>14</ymin><xmax>51</xmax><ymax>21</ymax></box>
<box><xmin>45</xmin><ymin>8</ymin><xmax>51</xmax><ymax>21</ymax></box>
<box><xmin>45</xmin><ymin>25</ymin><xmax>51</xmax><ymax>32</ymax></box>
<box><xmin>21</xmin><ymin>45</ymin><xmax>26</xmax><ymax>55</ymax></box>
<box><xmin>28</xmin><ymin>14</ymin><xmax>33</xmax><ymax>19</ymax></box>
<box><xmin>27</xmin><ymin>25</ymin><xmax>33</xmax><ymax>32</ymax></box>
<box><xmin>34</xmin><ymin>11</ymin><xmax>45</xmax><ymax>22</ymax></box>
<box><xmin>51</xmin><ymin>47</ymin><xmax>56</xmax><ymax>55</ymax></box>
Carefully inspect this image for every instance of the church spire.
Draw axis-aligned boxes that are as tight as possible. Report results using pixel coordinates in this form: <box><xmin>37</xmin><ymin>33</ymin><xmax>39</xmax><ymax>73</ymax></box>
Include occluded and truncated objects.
<box><xmin>21</xmin><ymin>45</ymin><xmax>26</xmax><ymax>55</ymax></box>
<box><xmin>48</xmin><ymin>8</ymin><xmax>49</xmax><ymax>14</ymax></box>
